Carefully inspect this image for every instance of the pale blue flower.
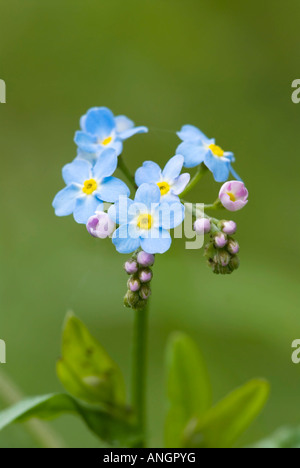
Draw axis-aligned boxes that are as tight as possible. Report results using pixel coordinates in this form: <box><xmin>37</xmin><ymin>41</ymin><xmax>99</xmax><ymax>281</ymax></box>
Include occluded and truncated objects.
<box><xmin>135</xmin><ymin>155</ymin><xmax>190</xmax><ymax>202</ymax></box>
<box><xmin>108</xmin><ymin>184</ymin><xmax>185</xmax><ymax>254</ymax></box>
<box><xmin>52</xmin><ymin>148</ymin><xmax>129</xmax><ymax>224</ymax></box>
<box><xmin>176</xmin><ymin>125</ymin><xmax>241</xmax><ymax>182</ymax></box>
<box><xmin>74</xmin><ymin>107</ymin><xmax>148</xmax><ymax>156</ymax></box>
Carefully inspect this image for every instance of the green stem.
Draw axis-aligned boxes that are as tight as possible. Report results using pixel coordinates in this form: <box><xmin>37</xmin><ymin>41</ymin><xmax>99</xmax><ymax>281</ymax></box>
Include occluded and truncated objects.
<box><xmin>118</xmin><ymin>156</ymin><xmax>137</xmax><ymax>190</ymax></box>
<box><xmin>180</xmin><ymin>163</ymin><xmax>208</xmax><ymax>198</ymax></box>
<box><xmin>204</xmin><ymin>199</ymin><xmax>224</xmax><ymax>211</ymax></box>
<box><xmin>131</xmin><ymin>304</ymin><xmax>149</xmax><ymax>447</ymax></box>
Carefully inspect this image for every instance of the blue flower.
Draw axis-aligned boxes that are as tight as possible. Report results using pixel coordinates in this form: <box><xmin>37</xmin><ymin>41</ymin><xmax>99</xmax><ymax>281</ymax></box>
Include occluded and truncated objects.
<box><xmin>135</xmin><ymin>155</ymin><xmax>190</xmax><ymax>202</ymax></box>
<box><xmin>74</xmin><ymin>107</ymin><xmax>148</xmax><ymax>156</ymax></box>
<box><xmin>52</xmin><ymin>148</ymin><xmax>130</xmax><ymax>224</ymax></box>
<box><xmin>108</xmin><ymin>184</ymin><xmax>185</xmax><ymax>254</ymax></box>
<box><xmin>176</xmin><ymin>125</ymin><xmax>241</xmax><ymax>182</ymax></box>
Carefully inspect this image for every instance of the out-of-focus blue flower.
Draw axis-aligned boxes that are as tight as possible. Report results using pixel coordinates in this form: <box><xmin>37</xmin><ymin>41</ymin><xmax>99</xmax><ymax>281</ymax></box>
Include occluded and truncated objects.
<box><xmin>135</xmin><ymin>155</ymin><xmax>190</xmax><ymax>202</ymax></box>
<box><xmin>52</xmin><ymin>148</ymin><xmax>130</xmax><ymax>224</ymax></box>
<box><xmin>108</xmin><ymin>184</ymin><xmax>185</xmax><ymax>254</ymax></box>
<box><xmin>74</xmin><ymin>107</ymin><xmax>148</xmax><ymax>156</ymax></box>
<box><xmin>176</xmin><ymin>125</ymin><xmax>241</xmax><ymax>182</ymax></box>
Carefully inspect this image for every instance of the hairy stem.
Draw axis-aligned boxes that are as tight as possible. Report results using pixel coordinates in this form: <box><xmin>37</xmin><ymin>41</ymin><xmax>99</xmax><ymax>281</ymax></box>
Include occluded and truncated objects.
<box><xmin>118</xmin><ymin>156</ymin><xmax>137</xmax><ymax>190</ymax></box>
<box><xmin>131</xmin><ymin>304</ymin><xmax>149</xmax><ymax>447</ymax></box>
<box><xmin>180</xmin><ymin>163</ymin><xmax>208</xmax><ymax>198</ymax></box>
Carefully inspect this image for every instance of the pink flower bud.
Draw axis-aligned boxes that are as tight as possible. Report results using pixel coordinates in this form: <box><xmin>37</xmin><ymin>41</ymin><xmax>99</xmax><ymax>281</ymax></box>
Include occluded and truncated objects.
<box><xmin>127</xmin><ymin>277</ymin><xmax>141</xmax><ymax>292</ymax></box>
<box><xmin>219</xmin><ymin>181</ymin><xmax>248</xmax><ymax>212</ymax></box>
<box><xmin>227</xmin><ymin>239</ymin><xmax>240</xmax><ymax>255</ymax></box>
<box><xmin>222</xmin><ymin>220</ymin><xmax>237</xmax><ymax>235</ymax></box>
<box><xmin>193</xmin><ymin>218</ymin><xmax>211</xmax><ymax>235</ymax></box>
<box><xmin>137</xmin><ymin>251</ymin><xmax>155</xmax><ymax>267</ymax></box>
<box><xmin>214</xmin><ymin>232</ymin><xmax>227</xmax><ymax>248</ymax></box>
<box><xmin>86</xmin><ymin>211</ymin><xmax>116</xmax><ymax>239</ymax></box>
<box><xmin>139</xmin><ymin>268</ymin><xmax>153</xmax><ymax>283</ymax></box>
<box><xmin>124</xmin><ymin>260</ymin><xmax>139</xmax><ymax>275</ymax></box>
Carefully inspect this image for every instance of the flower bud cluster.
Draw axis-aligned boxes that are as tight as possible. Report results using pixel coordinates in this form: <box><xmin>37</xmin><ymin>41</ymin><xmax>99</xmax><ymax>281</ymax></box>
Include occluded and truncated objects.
<box><xmin>123</xmin><ymin>250</ymin><xmax>155</xmax><ymax>310</ymax></box>
<box><xmin>204</xmin><ymin>221</ymin><xmax>240</xmax><ymax>275</ymax></box>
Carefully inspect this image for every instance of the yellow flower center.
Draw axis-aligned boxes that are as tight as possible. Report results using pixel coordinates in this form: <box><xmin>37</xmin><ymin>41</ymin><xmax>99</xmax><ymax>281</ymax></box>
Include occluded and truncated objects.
<box><xmin>102</xmin><ymin>136</ymin><xmax>113</xmax><ymax>146</ymax></box>
<box><xmin>227</xmin><ymin>191</ymin><xmax>236</xmax><ymax>202</ymax></box>
<box><xmin>209</xmin><ymin>143</ymin><xmax>224</xmax><ymax>158</ymax></box>
<box><xmin>157</xmin><ymin>181</ymin><xmax>170</xmax><ymax>196</ymax></box>
<box><xmin>82</xmin><ymin>179</ymin><xmax>98</xmax><ymax>195</ymax></box>
<box><xmin>137</xmin><ymin>214</ymin><xmax>153</xmax><ymax>230</ymax></box>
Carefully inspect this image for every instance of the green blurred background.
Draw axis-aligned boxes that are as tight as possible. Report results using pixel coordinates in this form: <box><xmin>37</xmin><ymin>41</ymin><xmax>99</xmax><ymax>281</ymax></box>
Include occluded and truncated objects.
<box><xmin>0</xmin><ymin>0</ymin><xmax>300</xmax><ymax>448</ymax></box>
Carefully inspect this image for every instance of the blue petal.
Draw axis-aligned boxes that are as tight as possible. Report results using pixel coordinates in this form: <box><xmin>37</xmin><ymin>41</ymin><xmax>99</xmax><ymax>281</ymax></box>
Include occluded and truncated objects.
<box><xmin>229</xmin><ymin>165</ymin><xmax>243</xmax><ymax>182</ymax></box>
<box><xmin>62</xmin><ymin>159</ymin><xmax>92</xmax><ymax>185</ymax></box>
<box><xmin>204</xmin><ymin>152</ymin><xmax>230</xmax><ymax>182</ymax></box>
<box><xmin>177</xmin><ymin>125</ymin><xmax>209</xmax><ymax>143</ymax></box>
<box><xmin>154</xmin><ymin>202</ymin><xmax>185</xmax><ymax>229</ymax></box>
<box><xmin>115</xmin><ymin>115</ymin><xmax>134</xmax><ymax>133</ymax></box>
<box><xmin>97</xmin><ymin>177</ymin><xmax>130</xmax><ymax>203</ymax></box>
<box><xmin>83</xmin><ymin>107</ymin><xmax>115</xmax><ymax>139</ymax></box>
<box><xmin>140</xmin><ymin>228</ymin><xmax>171</xmax><ymax>254</ymax></box>
<box><xmin>112</xmin><ymin>224</ymin><xmax>140</xmax><ymax>254</ymax></box>
<box><xmin>52</xmin><ymin>184</ymin><xmax>81</xmax><ymax>217</ymax></box>
<box><xmin>73</xmin><ymin>195</ymin><xmax>101</xmax><ymax>224</ymax></box>
<box><xmin>108</xmin><ymin>197</ymin><xmax>134</xmax><ymax>224</ymax></box>
<box><xmin>135</xmin><ymin>161</ymin><xmax>162</xmax><ymax>186</ymax></box>
<box><xmin>134</xmin><ymin>183</ymin><xmax>161</xmax><ymax>209</ymax></box>
<box><xmin>93</xmin><ymin>148</ymin><xmax>118</xmax><ymax>180</ymax></box>
<box><xmin>171</xmin><ymin>173</ymin><xmax>190</xmax><ymax>195</ymax></box>
<box><xmin>76</xmin><ymin>149</ymin><xmax>99</xmax><ymax>166</ymax></box>
<box><xmin>162</xmin><ymin>155</ymin><xmax>184</xmax><ymax>181</ymax></box>
<box><xmin>176</xmin><ymin>141</ymin><xmax>209</xmax><ymax>168</ymax></box>
<box><xmin>118</xmin><ymin>126</ymin><xmax>148</xmax><ymax>140</ymax></box>
<box><xmin>74</xmin><ymin>131</ymin><xmax>98</xmax><ymax>152</ymax></box>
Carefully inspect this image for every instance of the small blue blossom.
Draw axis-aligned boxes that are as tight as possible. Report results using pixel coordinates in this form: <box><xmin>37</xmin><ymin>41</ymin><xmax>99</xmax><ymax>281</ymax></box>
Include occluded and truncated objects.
<box><xmin>108</xmin><ymin>184</ymin><xmax>185</xmax><ymax>254</ymax></box>
<box><xmin>176</xmin><ymin>125</ymin><xmax>241</xmax><ymax>182</ymax></box>
<box><xmin>135</xmin><ymin>155</ymin><xmax>190</xmax><ymax>202</ymax></box>
<box><xmin>52</xmin><ymin>148</ymin><xmax>130</xmax><ymax>224</ymax></box>
<box><xmin>74</xmin><ymin>107</ymin><xmax>148</xmax><ymax>156</ymax></box>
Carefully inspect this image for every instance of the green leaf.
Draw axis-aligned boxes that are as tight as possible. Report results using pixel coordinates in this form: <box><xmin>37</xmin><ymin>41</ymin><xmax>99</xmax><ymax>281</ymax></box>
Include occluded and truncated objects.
<box><xmin>57</xmin><ymin>313</ymin><xmax>126</xmax><ymax>406</ymax></box>
<box><xmin>251</xmin><ymin>426</ymin><xmax>300</xmax><ymax>448</ymax></box>
<box><xmin>164</xmin><ymin>332</ymin><xmax>212</xmax><ymax>448</ymax></box>
<box><xmin>184</xmin><ymin>379</ymin><xmax>270</xmax><ymax>448</ymax></box>
<box><xmin>0</xmin><ymin>393</ymin><xmax>141</xmax><ymax>448</ymax></box>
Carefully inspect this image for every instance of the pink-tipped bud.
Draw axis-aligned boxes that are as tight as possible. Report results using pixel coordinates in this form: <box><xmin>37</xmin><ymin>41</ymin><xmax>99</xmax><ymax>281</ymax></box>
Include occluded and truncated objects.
<box><xmin>86</xmin><ymin>211</ymin><xmax>116</xmax><ymax>239</ymax></box>
<box><xmin>139</xmin><ymin>284</ymin><xmax>151</xmax><ymax>300</ymax></box>
<box><xmin>227</xmin><ymin>239</ymin><xmax>240</xmax><ymax>255</ymax></box>
<box><xmin>127</xmin><ymin>277</ymin><xmax>141</xmax><ymax>292</ymax></box>
<box><xmin>124</xmin><ymin>260</ymin><xmax>139</xmax><ymax>275</ymax></box>
<box><xmin>137</xmin><ymin>251</ymin><xmax>155</xmax><ymax>267</ymax></box>
<box><xmin>193</xmin><ymin>218</ymin><xmax>211</xmax><ymax>235</ymax></box>
<box><xmin>222</xmin><ymin>220</ymin><xmax>237</xmax><ymax>235</ymax></box>
<box><xmin>139</xmin><ymin>268</ymin><xmax>153</xmax><ymax>283</ymax></box>
<box><xmin>214</xmin><ymin>232</ymin><xmax>227</xmax><ymax>249</ymax></box>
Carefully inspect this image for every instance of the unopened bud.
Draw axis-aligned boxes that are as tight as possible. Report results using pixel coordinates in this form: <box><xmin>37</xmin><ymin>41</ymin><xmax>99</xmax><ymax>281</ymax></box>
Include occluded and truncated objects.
<box><xmin>227</xmin><ymin>239</ymin><xmax>240</xmax><ymax>255</ymax></box>
<box><xmin>214</xmin><ymin>250</ymin><xmax>231</xmax><ymax>267</ymax></box>
<box><xmin>229</xmin><ymin>255</ymin><xmax>240</xmax><ymax>271</ymax></box>
<box><xmin>139</xmin><ymin>284</ymin><xmax>151</xmax><ymax>300</ymax></box>
<box><xmin>124</xmin><ymin>260</ymin><xmax>139</xmax><ymax>275</ymax></box>
<box><xmin>86</xmin><ymin>212</ymin><xmax>116</xmax><ymax>238</ymax></box>
<box><xmin>125</xmin><ymin>291</ymin><xmax>140</xmax><ymax>308</ymax></box>
<box><xmin>139</xmin><ymin>268</ymin><xmax>153</xmax><ymax>283</ymax></box>
<box><xmin>214</xmin><ymin>232</ymin><xmax>227</xmax><ymax>249</ymax></box>
<box><xmin>137</xmin><ymin>251</ymin><xmax>155</xmax><ymax>267</ymax></box>
<box><xmin>127</xmin><ymin>277</ymin><xmax>141</xmax><ymax>292</ymax></box>
<box><xmin>221</xmin><ymin>220</ymin><xmax>237</xmax><ymax>235</ymax></box>
<box><xmin>194</xmin><ymin>218</ymin><xmax>211</xmax><ymax>235</ymax></box>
